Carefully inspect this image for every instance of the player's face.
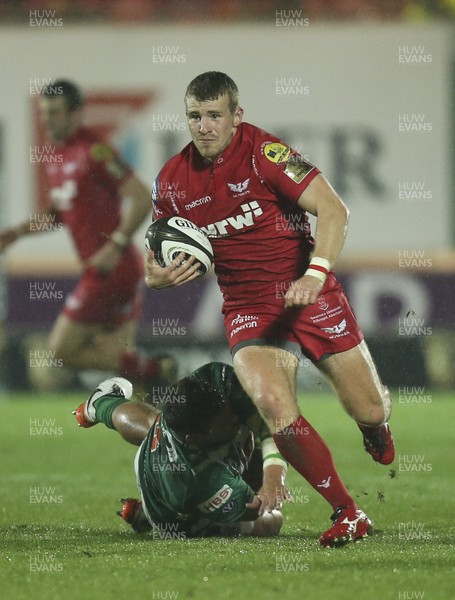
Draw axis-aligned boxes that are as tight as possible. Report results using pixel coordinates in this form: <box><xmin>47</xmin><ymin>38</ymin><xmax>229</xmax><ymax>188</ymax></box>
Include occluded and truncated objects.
<box><xmin>185</xmin><ymin>94</ymin><xmax>243</xmax><ymax>162</ymax></box>
<box><xmin>38</xmin><ymin>96</ymin><xmax>81</xmax><ymax>142</ymax></box>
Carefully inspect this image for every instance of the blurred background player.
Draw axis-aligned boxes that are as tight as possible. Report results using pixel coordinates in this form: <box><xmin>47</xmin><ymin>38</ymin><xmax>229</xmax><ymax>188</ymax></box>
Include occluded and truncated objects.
<box><xmin>145</xmin><ymin>71</ymin><xmax>393</xmax><ymax>546</ymax></box>
<box><xmin>0</xmin><ymin>80</ymin><xmax>176</xmax><ymax>389</ymax></box>
<box><xmin>73</xmin><ymin>362</ymin><xmax>286</xmax><ymax>538</ymax></box>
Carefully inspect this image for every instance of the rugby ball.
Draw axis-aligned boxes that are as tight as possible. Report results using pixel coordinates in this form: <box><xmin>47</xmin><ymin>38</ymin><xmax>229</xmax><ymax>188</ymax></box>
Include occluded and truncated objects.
<box><xmin>145</xmin><ymin>216</ymin><xmax>214</xmax><ymax>275</ymax></box>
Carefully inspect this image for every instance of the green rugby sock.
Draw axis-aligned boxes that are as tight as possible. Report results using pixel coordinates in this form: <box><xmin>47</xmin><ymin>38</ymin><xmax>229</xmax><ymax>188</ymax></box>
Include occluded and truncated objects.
<box><xmin>93</xmin><ymin>395</ymin><xmax>128</xmax><ymax>430</ymax></box>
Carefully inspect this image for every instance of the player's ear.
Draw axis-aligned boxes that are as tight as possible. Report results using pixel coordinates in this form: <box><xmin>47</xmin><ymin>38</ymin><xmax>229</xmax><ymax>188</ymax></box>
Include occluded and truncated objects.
<box><xmin>233</xmin><ymin>106</ymin><xmax>244</xmax><ymax>126</ymax></box>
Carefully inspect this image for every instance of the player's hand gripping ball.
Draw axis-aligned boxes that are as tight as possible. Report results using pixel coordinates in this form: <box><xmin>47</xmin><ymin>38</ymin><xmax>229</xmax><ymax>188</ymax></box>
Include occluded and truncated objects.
<box><xmin>145</xmin><ymin>216</ymin><xmax>214</xmax><ymax>276</ymax></box>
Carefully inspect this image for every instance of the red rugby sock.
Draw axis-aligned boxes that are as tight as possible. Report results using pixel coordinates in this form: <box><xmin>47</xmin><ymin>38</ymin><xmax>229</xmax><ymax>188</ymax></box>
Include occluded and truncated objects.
<box><xmin>273</xmin><ymin>415</ymin><xmax>354</xmax><ymax>510</ymax></box>
<box><xmin>119</xmin><ymin>351</ymin><xmax>161</xmax><ymax>384</ymax></box>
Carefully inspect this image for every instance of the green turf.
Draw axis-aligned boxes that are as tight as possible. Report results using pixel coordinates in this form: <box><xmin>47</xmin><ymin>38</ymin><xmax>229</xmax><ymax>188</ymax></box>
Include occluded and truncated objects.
<box><xmin>0</xmin><ymin>390</ymin><xmax>453</xmax><ymax>600</ymax></box>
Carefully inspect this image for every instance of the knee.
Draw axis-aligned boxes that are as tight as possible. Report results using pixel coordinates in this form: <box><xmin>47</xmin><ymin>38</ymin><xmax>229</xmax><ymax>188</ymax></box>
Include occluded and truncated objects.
<box><xmin>251</xmin><ymin>389</ymin><xmax>299</xmax><ymax>433</ymax></box>
<box><xmin>356</xmin><ymin>385</ymin><xmax>392</xmax><ymax>426</ymax></box>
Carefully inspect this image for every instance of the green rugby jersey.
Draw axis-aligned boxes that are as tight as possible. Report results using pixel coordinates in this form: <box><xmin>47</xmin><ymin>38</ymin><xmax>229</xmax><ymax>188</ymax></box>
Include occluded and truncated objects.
<box><xmin>137</xmin><ymin>363</ymin><xmax>258</xmax><ymax>532</ymax></box>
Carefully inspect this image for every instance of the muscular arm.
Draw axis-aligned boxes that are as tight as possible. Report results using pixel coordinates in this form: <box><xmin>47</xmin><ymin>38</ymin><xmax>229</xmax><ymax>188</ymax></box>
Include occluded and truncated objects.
<box><xmin>285</xmin><ymin>173</ymin><xmax>349</xmax><ymax>307</ymax></box>
<box><xmin>111</xmin><ymin>402</ymin><xmax>159</xmax><ymax>446</ymax></box>
<box><xmin>87</xmin><ymin>174</ymin><xmax>152</xmax><ymax>274</ymax></box>
<box><xmin>114</xmin><ymin>175</ymin><xmax>152</xmax><ymax>241</ymax></box>
<box><xmin>297</xmin><ymin>172</ymin><xmax>349</xmax><ymax>265</ymax></box>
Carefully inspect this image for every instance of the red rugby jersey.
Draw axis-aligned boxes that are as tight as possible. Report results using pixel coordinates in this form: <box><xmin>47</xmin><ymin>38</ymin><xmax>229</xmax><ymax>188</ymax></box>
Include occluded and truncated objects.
<box><xmin>152</xmin><ymin>122</ymin><xmax>320</xmax><ymax>308</ymax></box>
<box><xmin>43</xmin><ymin>127</ymin><xmax>133</xmax><ymax>261</ymax></box>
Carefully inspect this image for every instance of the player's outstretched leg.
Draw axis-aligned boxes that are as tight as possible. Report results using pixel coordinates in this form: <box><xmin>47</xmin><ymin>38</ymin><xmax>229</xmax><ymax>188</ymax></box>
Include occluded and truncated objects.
<box><xmin>73</xmin><ymin>377</ymin><xmax>133</xmax><ymax>428</ymax></box>
<box><xmin>316</xmin><ymin>343</ymin><xmax>395</xmax><ymax>465</ymax></box>
<box><xmin>320</xmin><ymin>505</ymin><xmax>373</xmax><ymax>548</ymax></box>
<box><xmin>234</xmin><ymin>346</ymin><xmax>372</xmax><ymax>547</ymax></box>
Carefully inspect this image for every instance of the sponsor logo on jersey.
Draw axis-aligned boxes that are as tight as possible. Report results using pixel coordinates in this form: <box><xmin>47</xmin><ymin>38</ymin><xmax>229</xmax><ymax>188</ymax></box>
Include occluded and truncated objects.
<box><xmin>321</xmin><ymin>319</ymin><xmax>349</xmax><ymax>338</ymax></box>
<box><xmin>283</xmin><ymin>154</ymin><xmax>315</xmax><ymax>184</ymax></box>
<box><xmin>317</xmin><ymin>295</ymin><xmax>329</xmax><ymax>311</ymax></box>
<box><xmin>222</xmin><ymin>500</ymin><xmax>238</xmax><ymax>514</ymax></box>
<box><xmin>262</xmin><ymin>142</ymin><xmax>291</xmax><ymax>165</ymax></box>
<box><xmin>201</xmin><ymin>201</ymin><xmax>263</xmax><ymax>237</ymax></box>
<box><xmin>184</xmin><ymin>195</ymin><xmax>212</xmax><ymax>211</ymax></box>
<box><xmin>227</xmin><ymin>178</ymin><xmax>250</xmax><ymax>197</ymax></box>
<box><xmin>231</xmin><ymin>314</ymin><xmax>259</xmax><ymax>326</ymax></box>
<box><xmin>230</xmin><ymin>319</ymin><xmax>259</xmax><ymax>338</ymax></box>
<box><xmin>197</xmin><ymin>485</ymin><xmax>233</xmax><ymax>513</ymax></box>
<box><xmin>310</xmin><ymin>303</ymin><xmax>343</xmax><ymax>325</ymax></box>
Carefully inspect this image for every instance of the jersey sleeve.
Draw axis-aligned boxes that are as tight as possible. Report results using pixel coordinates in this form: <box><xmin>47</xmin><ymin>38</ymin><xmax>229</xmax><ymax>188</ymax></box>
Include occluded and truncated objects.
<box><xmin>88</xmin><ymin>142</ymin><xmax>133</xmax><ymax>190</ymax></box>
<box><xmin>255</xmin><ymin>139</ymin><xmax>320</xmax><ymax>202</ymax></box>
<box><xmin>191</xmin><ymin>461</ymin><xmax>255</xmax><ymax>524</ymax></box>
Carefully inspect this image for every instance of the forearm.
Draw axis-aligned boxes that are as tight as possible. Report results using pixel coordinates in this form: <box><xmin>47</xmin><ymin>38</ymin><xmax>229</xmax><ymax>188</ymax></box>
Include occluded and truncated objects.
<box><xmin>311</xmin><ymin>199</ymin><xmax>349</xmax><ymax>268</ymax></box>
<box><xmin>112</xmin><ymin>403</ymin><xmax>158</xmax><ymax>446</ymax></box>
<box><xmin>112</xmin><ymin>176</ymin><xmax>151</xmax><ymax>248</ymax></box>
<box><xmin>297</xmin><ymin>173</ymin><xmax>350</xmax><ymax>268</ymax></box>
<box><xmin>0</xmin><ymin>206</ymin><xmax>57</xmax><ymax>249</ymax></box>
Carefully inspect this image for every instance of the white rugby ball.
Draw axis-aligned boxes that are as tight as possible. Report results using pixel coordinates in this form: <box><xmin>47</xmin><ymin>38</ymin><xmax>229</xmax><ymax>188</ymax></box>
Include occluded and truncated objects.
<box><xmin>145</xmin><ymin>216</ymin><xmax>213</xmax><ymax>275</ymax></box>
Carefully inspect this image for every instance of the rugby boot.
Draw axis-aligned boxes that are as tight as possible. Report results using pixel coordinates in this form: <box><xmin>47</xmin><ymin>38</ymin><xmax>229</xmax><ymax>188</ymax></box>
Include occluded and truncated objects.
<box><xmin>320</xmin><ymin>505</ymin><xmax>372</xmax><ymax>547</ymax></box>
<box><xmin>117</xmin><ymin>498</ymin><xmax>152</xmax><ymax>533</ymax></box>
<box><xmin>358</xmin><ymin>422</ymin><xmax>395</xmax><ymax>465</ymax></box>
<box><xmin>72</xmin><ymin>377</ymin><xmax>133</xmax><ymax>427</ymax></box>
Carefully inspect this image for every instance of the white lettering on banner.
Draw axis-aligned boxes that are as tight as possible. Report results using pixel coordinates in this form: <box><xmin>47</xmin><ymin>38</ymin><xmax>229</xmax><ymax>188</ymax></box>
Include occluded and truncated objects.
<box><xmin>4</xmin><ymin>25</ymin><xmax>451</xmax><ymax>266</ymax></box>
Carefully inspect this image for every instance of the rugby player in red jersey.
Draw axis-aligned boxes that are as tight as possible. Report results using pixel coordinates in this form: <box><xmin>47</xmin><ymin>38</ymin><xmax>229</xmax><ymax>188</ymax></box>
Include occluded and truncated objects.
<box><xmin>0</xmin><ymin>80</ymin><xmax>176</xmax><ymax>388</ymax></box>
<box><xmin>144</xmin><ymin>72</ymin><xmax>395</xmax><ymax>547</ymax></box>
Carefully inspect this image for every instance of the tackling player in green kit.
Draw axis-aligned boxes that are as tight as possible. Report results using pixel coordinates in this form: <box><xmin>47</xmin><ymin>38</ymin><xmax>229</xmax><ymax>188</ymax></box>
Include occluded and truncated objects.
<box><xmin>73</xmin><ymin>362</ymin><xmax>286</xmax><ymax>537</ymax></box>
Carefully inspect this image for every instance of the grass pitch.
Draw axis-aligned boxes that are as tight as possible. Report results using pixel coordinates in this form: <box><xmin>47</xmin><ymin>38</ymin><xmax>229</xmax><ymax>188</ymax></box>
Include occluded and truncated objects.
<box><xmin>0</xmin><ymin>389</ymin><xmax>453</xmax><ymax>600</ymax></box>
